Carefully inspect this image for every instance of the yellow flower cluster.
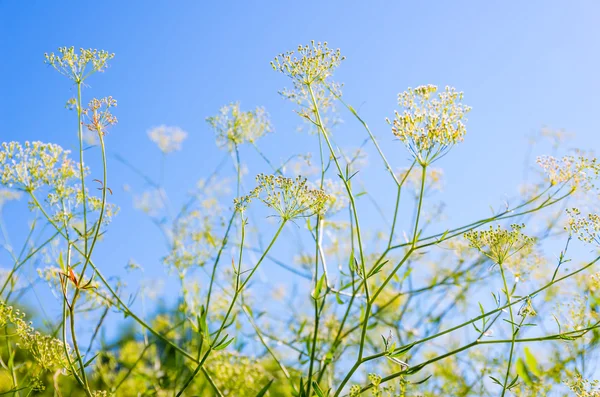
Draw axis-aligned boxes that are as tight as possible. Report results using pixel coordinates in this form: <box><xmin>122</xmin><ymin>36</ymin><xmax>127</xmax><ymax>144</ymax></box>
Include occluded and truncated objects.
<box><xmin>206</xmin><ymin>102</ymin><xmax>272</xmax><ymax>151</ymax></box>
<box><xmin>307</xmin><ymin>178</ymin><xmax>349</xmax><ymax>215</ymax></box>
<box><xmin>537</xmin><ymin>155</ymin><xmax>600</xmax><ymax>190</ymax></box>
<box><xmin>464</xmin><ymin>224</ymin><xmax>534</xmax><ymax>265</ymax></box>
<box><xmin>566</xmin><ymin>208</ymin><xmax>600</xmax><ymax>246</ymax></box>
<box><xmin>163</xmin><ymin>204</ymin><xmax>223</xmax><ymax>273</ymax></box>
<box><xmin>387</xmin><ymin>85</ymin><xmax>471</xmax><ymax>165</ymax></box>
<box><xmin>147</xmin><ymin>125</ymin><xmax>188</xmax><ymax>154</ymax></box>
<box><xmin>0</xmin><ymin>141</ymin><xmax>79</xmax><ymax>192</ymax></box>
<box><xmin>236</xmin><ymin>174</ymin><xmax>329</xmax><ymax>220</ymax></box>
<box><xmin>83</xmin><ymin>97</ymin><xmax>118</xmax><ymax>136</ymax></box>
<box><xmin>0</xmin><ymin>301</ymin><xmax>71</xmax><ymax>371</ymax></box>
<box><xmin>44</xmin><ymin>47</ymin><xmax>114</xmax><ymax>82</ymax></box>
<box><xmin>349</xmin><ymin>385</ymin><xmax>362</xmax><ymax>396</ymax></box>
<box><xmin>0</xmin><ymin>141</ymin><xmax>118</xmax><ymax>226</ymax></box>
<box><xmin>566</xmin><ymin>374</ymin><xmax>600</xmax><ymax>397</ymax></box>
<box><xmin>271</xmin><ymin>41</ymin><xmax>345</xmax><ymax>85</ymax></box>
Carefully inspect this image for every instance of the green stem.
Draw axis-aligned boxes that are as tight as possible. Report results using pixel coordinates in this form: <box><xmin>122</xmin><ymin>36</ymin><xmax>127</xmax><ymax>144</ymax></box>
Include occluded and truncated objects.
<box><xmin>499</xmin><ymin>264</ymin><xmax>515</xmax><ymax>397</ymax></box>
<box><xmin>177</xmin><ymin>219</ymin><xmax>287</xmax><ymax>396</ymax></box>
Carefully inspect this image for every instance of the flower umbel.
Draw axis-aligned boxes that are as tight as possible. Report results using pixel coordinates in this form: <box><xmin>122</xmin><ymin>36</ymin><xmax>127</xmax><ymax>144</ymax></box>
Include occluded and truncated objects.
<box><xmin>566</xmin><ymin>208</ymin><xmax>600</xmax><ymax>246</ymax></box>
<box><xmin>465</xmin><ymin>224</ymin><xmax>534</xmax><ymax>265</ymax></box>
<box><xmin>0</xmin><ymin>141</ymin><xmax>79</xmax><ymax>192</ymax></box>
<box><xmin>387</xmin><ymin>85</ymin><xmax>470</xmax><ymax>165</ymax></box>
<box><xmin>206</xmin><ymin>102</ymin><xmax>272</xmax><ymax>151</ymax></box>
<box><xmin>235</xmin><ymin>174</ymin><xmax>329</xmax><ymax>220</ymax></box>
<box><xmin>271</xmin><ymin>41</ymin><xmax>344</xmax><ymax>85</ymax></box>
<box><xmin>537</xmin><ymin>154</ymin><xmax>600</xmax><ymax>190</ymax></box>
<box><xmin>0</xmin><ymin>300</ymin><xmax>71</xmax><ymax>371</ymax></box>
<box><xmin>83</xmin><ymin>97</ymin><xmax>118</xmax><ymax>136</ymax></box>
<box><xmin>147</xmin><ymin>125</ymin><xmax>188</xmax><ymax>154</ymax></box>
<box><xmin>44</xmin><ymin>47</ymin><xmax>114</xmax><ymax>82</ymax></box>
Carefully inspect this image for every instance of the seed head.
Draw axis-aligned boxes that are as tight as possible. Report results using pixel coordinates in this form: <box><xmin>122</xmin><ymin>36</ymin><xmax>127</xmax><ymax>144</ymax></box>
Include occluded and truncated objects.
<box><xmin>235</xmin><ymin>174</ymin><xmax>329</xmax><ymax>220</ymax></box>
<box><xmin>465</xmin><ymin>224</ymin><xmax>534</xmax><ymax>265</ymax></box>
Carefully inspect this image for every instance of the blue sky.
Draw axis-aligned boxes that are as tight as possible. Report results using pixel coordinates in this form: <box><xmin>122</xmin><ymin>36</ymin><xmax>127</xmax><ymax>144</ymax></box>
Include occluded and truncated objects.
<box><xmin>1</xmin><ymin>1</ymin><xmax>600</xmax><ymax>337</ymax></box>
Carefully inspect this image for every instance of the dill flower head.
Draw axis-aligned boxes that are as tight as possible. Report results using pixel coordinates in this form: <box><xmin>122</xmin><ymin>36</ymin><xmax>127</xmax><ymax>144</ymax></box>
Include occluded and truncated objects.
<box><xmin>464</xmin><ymin>224</ymin><xmax>534</xmax><ymax>265</ymax></box>
<box><xmin>147</xmin><ymin>125</ymin><xmax>188</xmax><ymax>154</ymax></box>
<box><xmin>235</xmin><ymin>174</ymin><xmax>329</xmax><ymax>220</ymax></box>
<box><xmin>163</xmin><ymin>195</ymin><xmax>225</xmax><ymax>273</ymax></box>
<box><xmin>0</xmin><ymin>301</ymin><xmax>71</xmax><ymax>371</ymax></box>
<box><xmin>0</xmin><ymin>141</ymin><xmax>79</xmax><ymax>192</ymax></box>
<box><xmin>206</xmin><ymin>102</ymin><xmax>272</xmax><ymax>151</ymax></box>
<box><xmin>387</xmin><ymin>85</ymin><xmax>471</xmax><ymax>165</ymax></box>
<box><xmin>566</xmin><ymin>208</ymin><xmax>600</xmax><ymax>246</ymax></box>
<box><xmin>44</xmin><ymin>46</ymin><xmax>114</xmax><ymax>82</ymax></box>
<box><xmin>0</xmin><ymin>141</ymin><xmax>118</xmax><ymax>226</ymax></box>
<box><xmin>566</xmin><ymin>374</ymin><xmax>600</xmax><ymax>397</ymax></box>
<box><xmin>83</xmin><ymin>97</ymin><xmax>118</xmax><ymax>136</ymax></box>
<box><xmin>271</xmin><ymin>41</ymin><xmax>345</xmax><ymax>86</ymax></box>
<box><xmin>319</xmin><ymin>178</ymin><xmax>349</xmax><ymax>215</ymax></box>
<box><xmin>537</xmin><ymin>154</ymin><xmax>600</xmax><ymax>190</ymax></box>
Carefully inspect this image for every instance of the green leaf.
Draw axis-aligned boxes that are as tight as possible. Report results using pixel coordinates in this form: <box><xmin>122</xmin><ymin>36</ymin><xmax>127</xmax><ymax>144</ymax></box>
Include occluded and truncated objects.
<box><xmin>312</xmin><ymin>274</ymin><xmax>326</xmax><ymax>300</ymax></box>
<box><xmin>213</xmin><ymin>335</ymin><xmax>234</xmax><ymax>351</ymax></box>
<box><xmin>83</xmin><ymin>353</ymin><xmax>100</xmax><ymax>368</ymax></box>
<box><xmin>516</xmin><ymin>358</ymin><xmax>533</xmax><ymax>386</ymax></box>
<box><xmin>411</xmin><ymin>374</ymin><xmax>432</xmax><ymax>385</ymax></box>
<box><xmin>255</xmin><ymin>379</ymin><xmax>274</xmax><ymax>397</ymax></box>
<box><xmin>390</xmin><ymin>342</ymin><xmax>415</xmax><ymax>357</ymax></box>
<box><xmin>312</xmin><ymin>381</ymin><xmax>328</xmax><ymax>397</ymax></box>
<box><xmin>489</xmin><ymin>376</ymin><xmax>503</xmax><ymax>387</ymax></box>
<box><xmin>524</xmin><ymin>347</ymin><xmax>541</xmax><ymax>377</ymax></box>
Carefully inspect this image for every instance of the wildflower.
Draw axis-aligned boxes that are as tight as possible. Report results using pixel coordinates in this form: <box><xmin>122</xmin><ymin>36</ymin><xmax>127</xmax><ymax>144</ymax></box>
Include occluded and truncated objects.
<box><xmin>0</xmin><ymin>141</ymin><xmax>79</xmax><ymax>192</ymax></box>
<box><xmin>235</xmin><ymin>174</ymin><xmax>329</xmax><ymax>220</ymax></box>
<box><xmin>163</xmin><ymin>205</ymin><xmax>223</xmax><ymax>272</ymax></box>
<box><xmin>349</xmin><ymin>385</ymin><xmax>362</xmax><ymax>396</ymax></box>
<box><xmin>83</xmin><ymin>97</ymin><xmax>118</xmax><ymax>136</ymax></box>
<box><xmin>396</xmin><ymin>166</ymin><xmax>444</xmax><ymax>195</ymax></box>
<box><xmin>518</xmin><ymin>297</ymin><xmax>537</xmax><ymax>317</ymax></box>
<box><xmin>387</xmin><ymin>85</ymin><xmax>471</xmax><ymax>165</ymax></box>
<box><xmin>271</xmin><ymin>41</ymin><xmax>344</xmax><ymax>86</ymax></box>
<box><xmin>537</xmin><ymin>154</ymin><xmax>600</xmax><ymax>190</ymax></box>
<box><xmin>133</xmin><ymin>188</ymin><xmax>166</xmax><ymax>217</ymax></box>
<box><xmin>566</xmin><ymin>374</ymin><xmax>600</xmax><ymax>397</ymax></box>
<box><xmin>281</xmin><ymin>154</ymin><xmax>319</xmax><ymax>176</ymax></box>
<box><xmin>1</xmin><ymin>142</ymin><xmax>118</xmax><ymax>230</ymax></box>
<box><xmin>0</xmin><ymin>188</ymin><xmax>21</xmax><ymax>209</ymax></box>
<box><xmin>206</xmin><ymin>102</ymin><xmax>272</xmax><ymax>151</ymax></box>
<box><xmin>566</xmin><ymin>208</ymin><xmax>600</xmax><ymax>245</ymax></box>
<box><xmin>320</xmin><ymin>178</ymin><xmax>349</xmax><ymax>214</ymax></box>
<box><xmin>44</xmin><ymin>47</ymin><xmax>114</xmax><ymax>82</ymax></box>
<box><xmin>0</xmin><ymin>300</ymin><xmax>71</xmax><ymax>371</ymax></box>
<box><xmin>147</xmin><ymin>125</ymin><xmax>188</xmax><ymax>154</ymax></box>
<box><xmin>540</xmin><ymin>126</ymin><xmax>573</xmax><ymax>149</ymax></box>
<box><xmin>162</xmin><ymin>179</ymin><xmax>227</xmax><ymax>273</ymax></box>
<box><xmin>464</xmin><ymin>224</ymin><xmax>534</xmax><ymax>265</ymax></box>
